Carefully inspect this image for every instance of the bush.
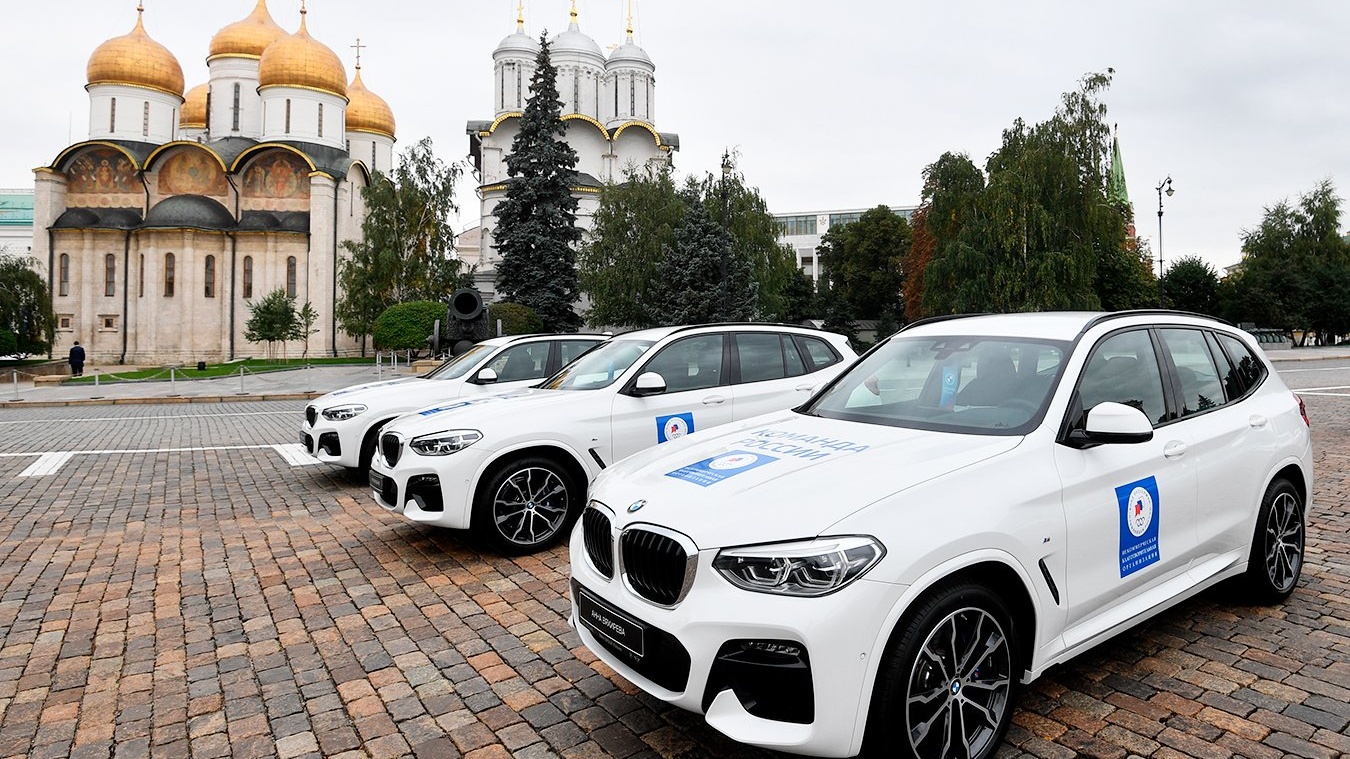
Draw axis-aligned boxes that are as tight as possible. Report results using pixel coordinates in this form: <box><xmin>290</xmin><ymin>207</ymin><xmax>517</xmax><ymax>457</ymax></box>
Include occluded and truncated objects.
<box><xmin>488</xmin><ymin>301</ymin><xmax>544</xmax><ymax>336</ymax></box>
<box><xmin>0</xmin><ymin>330</ymin><xmax>16</xmax><ymax>357</ymax></box>
<box><xmin>373</xmin><ymin>301</ymin><xmax>445</xmax><ymax>353</ymax></box>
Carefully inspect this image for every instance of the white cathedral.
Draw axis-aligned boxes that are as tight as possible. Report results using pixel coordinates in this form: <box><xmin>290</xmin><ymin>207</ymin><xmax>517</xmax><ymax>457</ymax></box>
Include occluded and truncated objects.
<box><xmin>32</xmin><ymin>1</ymin><xmax>395</xmax><ymax>365</ymax></box>
<box><xmin>459</xmin><ymin>1</ymin><xmax>679</xmax><ymax>297</ymax></box>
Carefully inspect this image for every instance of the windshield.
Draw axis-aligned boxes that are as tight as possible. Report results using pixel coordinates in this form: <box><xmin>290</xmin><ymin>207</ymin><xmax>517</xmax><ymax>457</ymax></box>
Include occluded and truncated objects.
<box><xmin>802</xmin><ymin>335</ymin><xmax>1069</xmax><ymax>435</ymax></box>
<box><xmin>421</xmin><ymin>344</ymin><xmax>494</xmax><ymax>380</ymax></box>
<box><xmin>539</xmin><ymin>339</ymin><xmax>655</xmax><ymax>390</ymax></box>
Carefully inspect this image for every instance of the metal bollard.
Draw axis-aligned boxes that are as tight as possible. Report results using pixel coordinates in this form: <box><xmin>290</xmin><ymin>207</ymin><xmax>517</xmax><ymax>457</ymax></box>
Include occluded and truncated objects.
<box><xmin>170</xmin><ymin>365</ymin><xmax>177</xmax><ymax>395</ymax></box>
<box><xmin>11</xmin><ymin>369</ymin><xmax>18</xmax><ymax>401</ymax></box>
<box><xmin>239</xmin><ymin>365</ymin><xmax>246</xmax><ymax>395</ymax></box>
<box><xmin>90</xmin><ymin>369</ymin><xmax>103</xmax><ymax>399</ymax></box>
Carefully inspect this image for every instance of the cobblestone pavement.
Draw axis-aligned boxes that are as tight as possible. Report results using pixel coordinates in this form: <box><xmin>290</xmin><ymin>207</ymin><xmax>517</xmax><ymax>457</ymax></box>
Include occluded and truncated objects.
<box><xmin>0</xmin><ymin>389</ymin><xmax>1346</xmax><ymax>759</ymax></box>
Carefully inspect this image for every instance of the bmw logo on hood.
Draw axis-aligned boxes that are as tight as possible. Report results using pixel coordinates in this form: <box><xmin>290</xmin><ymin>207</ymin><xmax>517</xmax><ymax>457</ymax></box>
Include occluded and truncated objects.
<box><xmin>627</xmin><ymin>500</ymin><xmax>646</xmax><ymax>513</ymax></box>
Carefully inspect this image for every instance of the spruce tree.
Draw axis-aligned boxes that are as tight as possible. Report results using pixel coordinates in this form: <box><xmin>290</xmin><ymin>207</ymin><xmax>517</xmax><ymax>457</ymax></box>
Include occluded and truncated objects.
<box><xmin>652</xmin><ymin>192</ymin><xmax>757</xmax><ymax>325</ymax></box>
<box><xmin>494</xmin><ymin>35</ymin><xmax>583</xmax><ymax>332</ymax></box>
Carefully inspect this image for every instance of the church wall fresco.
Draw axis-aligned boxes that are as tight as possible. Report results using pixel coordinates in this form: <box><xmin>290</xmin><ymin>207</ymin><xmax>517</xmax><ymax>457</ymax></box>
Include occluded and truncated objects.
<box><xmin>156</xmin><ymin>149</ymin><xmax>229</xmax><ymax>198</ymax></box>
<box><xmin>66</xmin><ymin>148</ymin><xmax>140</xmax><ymax>207</ymax></box>
<box><xmin>240</xmin><ymin>151</ymin><xmax>310</xmax><ymax>213</ymax></box>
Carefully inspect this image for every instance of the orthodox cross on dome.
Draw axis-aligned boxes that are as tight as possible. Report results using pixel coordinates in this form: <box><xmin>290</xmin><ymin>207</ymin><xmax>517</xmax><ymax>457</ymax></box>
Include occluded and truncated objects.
<box><xmin>516</xmin><ymin>0</ymin><xmax>525</xmax><ymax>32</ymax></box>
<box><xmin>351</xmin><ymin>37</ymin><xmax>365</xmax><ymax>68</ymax></box>
<box><xmin>570</xmin><ymin>0</ymin><xmax>578</xmax><ymax>23</ymax></box>
<box><xmin>626</xmin><ymin>0</ymin><xmax>634</xmax><ymax>38</ymax></box>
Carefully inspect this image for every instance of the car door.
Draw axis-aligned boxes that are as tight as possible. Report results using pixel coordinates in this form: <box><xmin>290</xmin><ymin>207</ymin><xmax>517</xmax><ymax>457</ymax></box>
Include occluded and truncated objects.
<box><xmin>727</xmin><ymin>332</ymin><xmax>819</xmax><ymax>419</ymax></box>
<box><xmin>608</xmin><ymin>334</ymin><xmax>735</xmax><ymax>463</ymax></box>
<box><xmin>1052</xmin><ymin>328</ymin><xmax>1200</xmax><ymax>649</ymax></box>
<box><xmin>1159</xmin><ymin>328</ymin><xmax>1277</xmax><ymax>562</ymax></box>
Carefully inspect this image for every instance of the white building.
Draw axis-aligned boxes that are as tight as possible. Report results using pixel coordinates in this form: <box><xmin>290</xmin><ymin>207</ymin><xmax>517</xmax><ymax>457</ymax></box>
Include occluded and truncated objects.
<box><xmin>0</xmin><ymin>190</ymin><xmax>34</xmax><ymax>258</ymax></box>
<box><xmin>461</xmin><ymin>2</ymin><xmax>678</xmax><ymax>298</ymax></box>
<box><xmin>32</xmin><ymin>1</ymin><xmax>396</xmax><ymax>365</ymax></box>
<box><xmin>774</xmin><ymin>206</ymin><xmax>918</xmax><ymax>283</ymax></box>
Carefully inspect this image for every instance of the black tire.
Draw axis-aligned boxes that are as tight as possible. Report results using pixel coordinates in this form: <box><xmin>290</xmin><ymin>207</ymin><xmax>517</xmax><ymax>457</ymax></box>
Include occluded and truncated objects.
<box><xmin>471</xmin><ymin>456</ymin><xmax>582</xmax><ymax>555</ymax></box>
<box><xmin>356</xmin><ymin>420</ymin><xmax>391</xmax><ymax>475</ymax></box>
<box><xmin>865</xmin><ymin>583</ymin><xmax>1018</xmax><ymax>759</ymax></box>
<box><xmin>1241</xmin><ymin>479</ymin><xmax>1305</xmax><ymax>604</ymax></box>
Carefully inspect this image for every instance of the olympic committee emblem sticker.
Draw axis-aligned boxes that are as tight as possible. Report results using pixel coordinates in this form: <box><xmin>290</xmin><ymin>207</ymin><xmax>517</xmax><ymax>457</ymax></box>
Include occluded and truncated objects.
<box><xmin>656</xmin><ymin>412</ymin><xmax>695</xmax><ymax>443</ymax></box>
<box><xmin>664</xmin><ymin>450</ymin><xmax>778</xmax><ymax>487</ymax></box>
<box><xmin>1116</xmin><ymin>475</ymin><xmax>1160</xmax><ymax>577</ymax></box>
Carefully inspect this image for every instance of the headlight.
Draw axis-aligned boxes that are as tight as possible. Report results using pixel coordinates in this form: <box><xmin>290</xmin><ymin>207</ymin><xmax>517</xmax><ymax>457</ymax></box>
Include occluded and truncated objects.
<box><xmin>321</xmin><ymin>404</ymin><xmax>367</xmax><ymax>421</ymax></box>
<box><xmin>409</xmin><ymin>429</ymin><xmax>482</xmax><ymax>456</ymax></box>
<box><xmin>713</xmin><ymin>536</ymin><xmax>885</xmax><ymax>597</ymax></box>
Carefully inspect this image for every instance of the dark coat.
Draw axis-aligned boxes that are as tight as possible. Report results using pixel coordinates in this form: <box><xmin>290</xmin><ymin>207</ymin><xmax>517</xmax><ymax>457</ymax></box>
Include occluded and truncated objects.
<box><xmin>68</xmin><ymin>344</ymin><xmax>85</xmax><ymax>368</ymax></box>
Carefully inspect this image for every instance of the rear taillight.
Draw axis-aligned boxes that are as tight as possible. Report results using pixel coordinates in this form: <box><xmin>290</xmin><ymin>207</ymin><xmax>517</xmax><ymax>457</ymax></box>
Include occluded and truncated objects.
<box><xmin>1295</xmin><ymin>393</ymin><xmax>1310</xmax><ymax>427</ymax></box>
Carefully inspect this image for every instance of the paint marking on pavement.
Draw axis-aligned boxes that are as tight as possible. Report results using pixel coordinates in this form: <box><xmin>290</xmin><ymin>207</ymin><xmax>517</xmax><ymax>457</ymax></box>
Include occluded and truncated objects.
<box><xmin>272</xmin><ymin>444</ymin><xmax>322</xmax><ymax>466</ymax></box>
<box><xmin>0</xmin><ymin>411</ymin><xmax>287</xmax><ymax>426</ymax></box>
<box><xmin>1289</xmin><ymin>385</ymin><xmax>1350</xmax><ymax>392</ymax></box>
<box><xmin>18</xmin><ymin>452</ymin><xmax>75</xmax><ymax>477</ymax></box>
<box><xmin>1278</xmin><ymin>365</ymin><xmax>1350</xmax><ymax>373</ymax></box>
<box><xmin>1293</xmin><ymin>391</ymin><xmax>1350</xmax><ymax>398</ymax></box>
<box><xmin>5</xmin><ymin>444</ymin><xmax>322</xmax><ymax>476</ymax></box>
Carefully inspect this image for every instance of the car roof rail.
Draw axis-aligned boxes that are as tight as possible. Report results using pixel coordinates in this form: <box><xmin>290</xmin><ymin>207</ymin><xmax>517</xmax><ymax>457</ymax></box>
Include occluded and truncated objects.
<box><xmin>896</xmin><ymin>313</ymin><xmax>991</xmax><ymax>333</ymax></box>
<box><xmin>667</xmin><ymin>322</ymin><xmax>828</xmax><ymax>335</ymax></box>
<box><xmin>1078</xmin><ymin>309</ymin><xmax>1232</xmax><ymax>338</ymax></box>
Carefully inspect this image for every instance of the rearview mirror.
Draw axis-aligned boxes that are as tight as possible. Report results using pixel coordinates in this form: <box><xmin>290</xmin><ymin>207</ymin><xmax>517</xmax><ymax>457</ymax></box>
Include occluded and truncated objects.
<box><xmin>474</xmin><ymin>367</ymin><xmax>498</xmax><ymax>384</ymax></box>
<box><xmin>1066</xmin><ymin>401</ymin><xmax>1153</xmax><ymax>447</ymax></box>
<box><xmin>631</xmin><ymin>372</ymin><xmax>667</xmax><ymax>397</ymax></box>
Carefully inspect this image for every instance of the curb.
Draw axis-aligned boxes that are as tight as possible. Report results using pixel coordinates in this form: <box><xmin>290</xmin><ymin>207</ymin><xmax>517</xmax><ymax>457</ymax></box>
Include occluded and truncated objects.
<box><xmin>0</xmin><ymin>392</ymin><xmax>324</xmax><ymax>409</ymax></box>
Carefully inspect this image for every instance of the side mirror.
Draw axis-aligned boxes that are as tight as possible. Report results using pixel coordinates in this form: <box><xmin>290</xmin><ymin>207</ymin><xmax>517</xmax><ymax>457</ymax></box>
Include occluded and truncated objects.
<box><xmin>474</xmin><ymin>367</ymin><xmax>498</xmax><ymax>384</ymax></box>
<box><xmin>631</xmin><ymin>371</ymin><xmax>667</xmax><ymax>397</ymax></box>
<box><xmin>1066</xmin><ymin>401</ymin><xmax>1153</xmax><ymax>447</ymax></box>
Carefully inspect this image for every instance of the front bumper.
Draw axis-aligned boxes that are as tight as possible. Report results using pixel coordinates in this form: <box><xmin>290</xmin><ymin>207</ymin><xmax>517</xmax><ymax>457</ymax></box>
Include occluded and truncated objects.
<box><xmin>301</xmin><ymin>416</ymin><xmax>364</xmax><ymax>468</ymax></box>
<box><xmin>367</xmin><ymin>445</ymin><xmax>492</xmax><ymax>529</ymax></box>
<box><xmin>568</xmin><ymin>527</ymin><xmax>905</xmax><ymax>758</ymax></box>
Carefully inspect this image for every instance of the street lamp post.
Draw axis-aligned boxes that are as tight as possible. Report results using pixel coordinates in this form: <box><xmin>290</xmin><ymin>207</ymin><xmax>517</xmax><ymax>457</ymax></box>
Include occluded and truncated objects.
<box><xmin>1156</xmin><ymin>176</ymin><xmax>1174</xmax><ymax>308</ymax></box>
<box><xmin>720</xmin><ymin>150</ymin><xmax>732</xmax><ymax>318</ymax></box>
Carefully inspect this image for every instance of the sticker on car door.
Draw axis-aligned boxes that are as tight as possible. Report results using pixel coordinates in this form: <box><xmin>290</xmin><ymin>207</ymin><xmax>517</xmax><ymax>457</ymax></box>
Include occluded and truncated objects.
<box><xmin>656</xmin><ymin>412</ymin><xmax>695</xmax><ymax>443</ymax></box>
<box><xmin>1117</xmin><ymin>476</ymin><xmax>1160</xmax><ymax>577</ymax></box>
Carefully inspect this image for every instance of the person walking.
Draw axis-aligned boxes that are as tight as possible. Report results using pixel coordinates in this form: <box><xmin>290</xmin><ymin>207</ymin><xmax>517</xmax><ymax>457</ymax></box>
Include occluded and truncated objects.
<box><xmin>68</xmin><ymin>341</ymin><xmax>86</xmax><ymax>377</ymax></box>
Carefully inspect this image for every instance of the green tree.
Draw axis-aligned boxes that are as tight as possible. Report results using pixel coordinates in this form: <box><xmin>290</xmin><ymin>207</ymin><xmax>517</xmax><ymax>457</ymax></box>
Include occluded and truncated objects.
<box><xmin>1228</xmin><ymin>180</ymin><xmax>1350</xmax><ymax>344</ymax></box>
<box><xmin>906</xmin><ymin>152</ymin><xmax>985</xmax><ymax>318</ymax></box>
<box><xmin>692</xmin><ymin>160</ymin><xmax>800</xmax><ymax>321</ymax></box>
<box><xmin>337</xmin><ymin>137</ymin><xmax>466</xmax><ymax>354</ymax></box>
<box><xmin>818</xmin><ymin>206</ymin><xmax>910</xmax><ymax>322</ymax></box>
<box><xmin>494</xmin><ymin>34</ymin><xmax>583</xmax><ymax>332</ymax></box>
<box><xmin>922</xmin><ymin>72</ymin><xmax>1137</xmax><ymax>314</ymax></box>
<box><xmin>294</xmin><ymin>301</ymin><xmax>319</xmax><ymax>358</ymax></box>
<box><xmin>579</xmin><ymin>164</ymin><xmax>685</xmax><ymax>328</ymax></box>
<box><xmin>488</xmin><ymin>301</ymin><xmax>544</xmax><ymax>335</ymax></box>
<box><xmin>0</xmin><ymin>254</ymin><xmax>53</xmax><ymax>356</ymax></box>
<box><xmin>373</xmin><ymin>301</ymin><xmax>445</xmax><ymax>354</ymax></box>
<box><xmin>651</xmin><ymin>190</ymin><xmax>756</xmax><ymax>325</ymax></box>
<box><xmin>779</xmin><ymin>270</ymin><xmax>818</xmax><ymax>324</ymax></box>
<box><xmin>1160</xmin><ymin>255</ymin><xmax>1220</xmax><ymax>315</ymax></box>
<box><xmin>244</xmin><ymin>289</ymin><xmax>299</xmax><ymax>359</ymax></box>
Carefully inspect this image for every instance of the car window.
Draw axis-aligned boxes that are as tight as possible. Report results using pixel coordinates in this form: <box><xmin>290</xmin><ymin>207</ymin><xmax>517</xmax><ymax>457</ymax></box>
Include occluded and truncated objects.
<box><xmin>541</xmin><ymin>339</ymin><xmax>654</xmax><ymax>390</ymax></box>
<box><xmin>422</xmin><ymin>343</ymin><xmax>494</xmax><ymax>380</ymax></box>
<box><xmin>1077</xmin><ymin>330</ymin><xmax>1168</xmax><ymax>426</ymax></box>
<box><xmin>798</xmin><ymin>336</ymin><xmax>841</xmax><ymax>371</ymax></box>
<box><xmin>803</xmin><ymin>335</ymin><xmax>1067</xmax><ymax>434</ymax></box>
<box><xmin>485</xmin><ymin>342</ymin><xmax>552</xmax><ymax>382</ymax></box>
<box><xmin>736</xmin><ymin>333</ymin><xmax>787</xmax><ymax>383</ymax></box>
<box><xmin>1159</xmin><ymin>328</ymin><xmax>1225</xmax><ymax>416</ymax></box>
<box><xmin>782</xmin><ymin>335</ymin><xmax>807</xmax><ymax>377</ymax></box>
<box><xmin>559</xmin><ymin>339</ymin><xmax>599</xmax><ymax>367</ymax></box>
<box><xmin>641</xmin><ymin>335</ymin><xmax>725</xmax><ymax>392</ymax></box>
<box><xmin>1218</xmin><ymin>332</ymin><xmax>1267</xmax><ymax>392</ymax></box>
<box><xmin>1206</xmin><ymin>331</ymin><xmax>1243</xmax><ymax>401</ymax></box>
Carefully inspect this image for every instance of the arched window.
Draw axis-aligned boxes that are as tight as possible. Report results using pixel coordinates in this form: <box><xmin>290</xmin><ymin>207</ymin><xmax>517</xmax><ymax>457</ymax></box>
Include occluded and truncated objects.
<box><xmin>317</xmin><ymin>103</ymin><xmax>324</xmax><ymax>137</ymax></box>
<box><xmin>232</xmin><ymin>83</ymin><xmax>241</xmax><ymax>131</ymax></box>
<box><xmin>204</xmin><ymin>255</ymin><xmax>216</xmax><ymax>298</ymax></box>
<box><xmin>104</xmin><ymin>254</ymin><xmax>116</xmax><ymax>297</ymax></box>
<box><xmin>142</xmin><ymin>101</ymin><xmax>150</xmax><ymax>137</ymax></box>
<box><xmin>59</xmin><ymin>254</ymin><xmax>69</xmax><ymax>296</ymax></box>
<box><xmin>286</xmin><ymin>256</ymin><xmax>297</xmax><ymax>297</ymax></box>
<box><xmin>138</xmin><ymin>254</ymin><xmax>144</xmax><ymax>297</ymax></box>
<box><xmin>164</xmin><ymin>252</ymin><xmax>175</xmax><ymax>297</ymax></box>
<box><xmin>243</xmin><ymin>256</ymin><xmax>254</xmax><ymax>299</ymax></box>
<box><xmin>109</xmin><ymin>98</ymin><xmax>116</xmax><ymax>132</ymax></box>
<box><xmin>285</xmin><ymin>99</ymin><xmax>292</xmax><ymax>134</ymax></box>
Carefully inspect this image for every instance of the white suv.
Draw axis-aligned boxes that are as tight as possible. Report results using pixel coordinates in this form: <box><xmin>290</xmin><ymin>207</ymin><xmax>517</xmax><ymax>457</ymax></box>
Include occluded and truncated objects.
<box><xmin>302</xmin><ymin>333</ymin><xmax>603</xmax><ymax>471</ymax></box>
<box><xmin>569</xmin><ymin>311</ymin><xmax>1312</xmax><ymax>759</ymax></box>
<box><xmin>368</xmin><ymin>323</ymin><xmax>856</xmax><ymax>554</ymax></box>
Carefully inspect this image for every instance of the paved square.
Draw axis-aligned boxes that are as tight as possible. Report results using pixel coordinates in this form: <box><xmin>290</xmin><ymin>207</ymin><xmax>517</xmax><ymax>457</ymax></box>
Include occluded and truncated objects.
<box><xmin>0</xmin><ymin>394</ymin><xmax>1345</xmax><ymax>759</ymax></box>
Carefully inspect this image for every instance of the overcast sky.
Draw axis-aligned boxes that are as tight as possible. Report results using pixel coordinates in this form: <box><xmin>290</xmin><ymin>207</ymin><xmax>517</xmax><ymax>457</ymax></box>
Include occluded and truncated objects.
<box><xmin>5</xmin><ymin>1</ymin><xmax>1348</xmax><ymax>272</ymax></box>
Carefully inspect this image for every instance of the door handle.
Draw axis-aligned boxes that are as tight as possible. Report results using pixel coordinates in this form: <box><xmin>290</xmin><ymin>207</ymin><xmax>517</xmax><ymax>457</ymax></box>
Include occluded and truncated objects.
<box><xmin>1163</xmin><ymin>440</ymin><xmax>1188</xmax><ymax>459</ymax></box>
<box><xmin>1249</xmin><ymin>415</ymin><xmax>1268</xmax><ymax>429</ymax></box>
<box><xmin>794</xmin><ymin>383</ymin><xmax>814</xmax><ymax>392</ymax></box>
<box><xmin>702</xmin><ymin>395</ymin><xmax>727</xmax><ymax>405</ymax></box>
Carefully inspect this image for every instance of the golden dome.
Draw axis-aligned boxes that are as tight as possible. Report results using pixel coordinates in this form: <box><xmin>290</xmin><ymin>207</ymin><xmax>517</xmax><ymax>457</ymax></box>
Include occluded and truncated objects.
<box><xmin>209</xmin><ymin>0</ymin><xmax>286</xmax><ymax>61</ymax></box>
<box><xmin>258</xmin><ymin>10</ymin><xmax>347</xmax><ymax>99</ymax></box>
<box><xmin>180</xmin><ymin>84</ymin><xmax>208</xmax><ymax>128</ymax></box>
<box><xmin>345</xmin><ymin>68</ymin><xmax>395</xmax><ymax>138</ymax></box>
<box><xmin>86</xmin><ymin>6</ymin><xmax>185</xmax><ymax>97</ymax></box>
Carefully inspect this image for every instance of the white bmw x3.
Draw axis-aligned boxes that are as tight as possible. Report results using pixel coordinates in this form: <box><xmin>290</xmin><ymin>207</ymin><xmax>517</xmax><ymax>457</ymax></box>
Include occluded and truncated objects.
<box><xmin>569</xmin><ymin>311</ymin><xmax>1312</xmax><ymax>759</ymax></box>
<box><xmin>302</xmin><ymin>333</ymin><xmax>603</xmax><ymax>471</ymax></box>
<box><xmin>368</xmin><ymin>323</ymin><xmax>856</xmax><ymax>554</ymax></box>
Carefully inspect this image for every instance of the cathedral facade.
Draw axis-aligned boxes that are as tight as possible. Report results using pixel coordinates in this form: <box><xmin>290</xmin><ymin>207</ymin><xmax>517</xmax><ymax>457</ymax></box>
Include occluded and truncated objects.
<box><xmin>32</xmin><ymin>1</ymin><xmax>395</xmax><ymax>364</ymax></box>
<box><xmin>461</xmin><ymin>2</ymin><xmax>679</xmax><ymax>298</ymax></box>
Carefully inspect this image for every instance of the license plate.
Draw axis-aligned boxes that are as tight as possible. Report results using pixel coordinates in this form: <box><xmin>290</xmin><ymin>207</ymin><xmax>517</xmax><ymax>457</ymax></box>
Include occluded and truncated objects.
<box><xmin>576</xmin><ymin>586</ymin><xmax>646</xmax><ymax>658</ymax></box>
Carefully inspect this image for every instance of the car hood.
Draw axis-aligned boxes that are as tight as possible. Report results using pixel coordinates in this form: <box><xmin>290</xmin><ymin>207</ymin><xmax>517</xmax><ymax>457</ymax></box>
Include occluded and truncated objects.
<box><xmin>315</xmin><ymin>376</ymin><xmax>425</xmax><ymax>405</ymax></box>
<box><xmin>383</xmin><ymin>388</ymin><xmax>587</xmax><ymax>439</ymax></box>
<box><xmin>594</xmin><ymin>411</ymin><xmax>1024</xmax><ymax>549</ymax></box>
